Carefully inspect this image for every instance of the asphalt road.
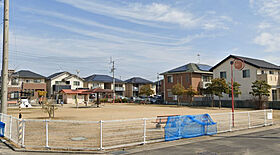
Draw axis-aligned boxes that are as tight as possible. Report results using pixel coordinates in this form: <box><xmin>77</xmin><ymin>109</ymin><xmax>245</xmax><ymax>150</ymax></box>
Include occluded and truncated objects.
<box><xmin>1</xmin><ymin>127</ymin><xmax>280</xmax><ymax>155</ymax></box>
<box><xmin>132</xmin><ymin>128</ymin><xmax>280</xmax><ymax>155</ymax></box>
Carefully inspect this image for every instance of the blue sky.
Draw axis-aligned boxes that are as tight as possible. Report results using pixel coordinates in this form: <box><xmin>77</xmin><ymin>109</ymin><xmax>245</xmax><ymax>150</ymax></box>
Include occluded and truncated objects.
<box><xmin>2</xmin><ymin>0</ymin><xmax>280</xmax><ymax>81</ymax></box>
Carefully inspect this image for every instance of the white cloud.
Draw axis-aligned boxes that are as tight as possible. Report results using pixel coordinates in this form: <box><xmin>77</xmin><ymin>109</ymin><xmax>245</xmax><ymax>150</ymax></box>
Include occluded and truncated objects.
<box><xmin>251</xmin><ymin>0</ymin><xmax>280</xmax><ymax>21</ymax></box>
<box><xmin>254</xmin><ymin>32</ymin><xmax>280</xmax><ymax>52</ymax></box>
<box><xmin>56</xmin><ymin>0</ymin><xmax>233</xmax><ymax>30</ymax></box>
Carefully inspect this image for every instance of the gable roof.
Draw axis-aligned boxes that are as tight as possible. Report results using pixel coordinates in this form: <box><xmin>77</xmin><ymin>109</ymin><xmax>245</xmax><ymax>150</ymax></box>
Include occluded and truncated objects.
<box><xmin>84</xmin><ymin>74</ymin><xmax>123</xmax><ymax>83</ymax></box>
<box><xmin>125</xmin><ymin>77</ymin><xmax>153</xmax><ymax>84</ymax></box>
<box><xmin>210</xmin><ymin>55</ymin><xmax>280</xmax><ymax>71</ymax></box>
<box><xmin>62</xmin><ymin>74</ymin><xmax>84</xmax><ymax>81</ymax></box>
<box><xmin>161</xmin><ymin>63</ymin><xmax>212</xmax><ymax>75</ymax></box>
<box><xmin>11</xmin><ymin>70</ymin><xmax>45</xmax><ymax>79</ymax></box>
<box><xmin>47</xmin><ymin>71</ymin><xmax>70</xmax><ymax>80</ymax></box>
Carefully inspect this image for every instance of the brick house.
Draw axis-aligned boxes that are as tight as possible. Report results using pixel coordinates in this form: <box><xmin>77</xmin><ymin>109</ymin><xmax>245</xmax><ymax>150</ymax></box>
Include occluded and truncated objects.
<box><xmin>7</xmin><ymin>70</ymin><xmax>46</xmax><ymax>100</ymax></box>
<box><xmin>161</xmin><ymin>63</ymin><xmax>213</xmax><ymax>103</ymax></box>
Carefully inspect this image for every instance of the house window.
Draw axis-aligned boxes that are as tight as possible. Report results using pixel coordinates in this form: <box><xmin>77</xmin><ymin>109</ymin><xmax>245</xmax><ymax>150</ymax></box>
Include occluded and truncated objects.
<box><xmin>73</xmin><ymin>81</ymin><xmax>80</xmax><ymax>86</ymax></box>
<box><xmin>66</xmin><ymin>81</ymin><xmax>70</xmax><ymax>84</ymax></box>
<box><xmin>243</xmin><ymin>69</ymin><xmax>250</xmax><ymax>78</ymax></box>
<box><xmin>261</xmin><ymin>70</ymin><xmax>265</xmax><ymax>74</ymax></box>
<box><xmin>272</xmin><ymin>90</ymin><xmax>277</xmax><ymax>101</ymax></box>
<box><xmin>202</xmin><ymin>76</ymin><xmax>211</xmax><ymax>82</ymax></box>
<box><xmin>167</xmin><ymin>75</ymin><xmax>173</xmax><ymax>83</ymax></box>
<box><xmin>186</xmin><ymin>74</ymin><xmax>189</xmax><ymax>83</ymax></box>
<box><xmin>220</xmin><ymin>72</ymin><xmax>226</xmax><ymax>79</ymax></box>
<box><xmin>167</xmin><ymin>89</ymin><xmax>173</xmax><ymax>97</ymax></box>
<box><xmin>11</xmin><ymin>78</ymin><xmax>18</xmax><ymax>85</ymax></box>
<box><xmin>34</xmin><ymin>79</ymin><xmax>41</xmax><ymax>83</ymax></box>
<box><xmin>269</xmin><ymin>71</ymin><xmax>274</xmax><ymax>74</ymax></box>
<box><xmin>25</xmin><ymin>79</ymin><xmax>31</xmax><ymax>83</ymax></box>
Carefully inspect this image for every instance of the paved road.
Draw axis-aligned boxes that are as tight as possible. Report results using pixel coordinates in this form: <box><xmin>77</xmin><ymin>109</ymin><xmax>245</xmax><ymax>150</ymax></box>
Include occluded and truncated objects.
<box><xmin>1</xmin><ymin>128</ymin><xmax>280</xmax><ymax>155</ymax></box>
<box><xmin>132</xmin><ymin>128</ymin><xmax>280</xmax><ymax>155</ymax></box>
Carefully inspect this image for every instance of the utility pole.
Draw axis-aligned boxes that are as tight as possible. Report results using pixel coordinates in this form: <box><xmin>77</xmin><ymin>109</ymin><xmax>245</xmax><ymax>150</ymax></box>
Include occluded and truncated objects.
<box><xmin>1</xmin><ymin>0</ymin><xmax>10</xmax><ymax>114</ymax></box>
<box><xmin>157</xmin><ymin>73</ymin><xmax>159</xmax><ymax>95</ymax></box>
<box><xmin>110</xmin><ymin>57</ymin><xmax>116</xmax><ymax>103</ymax></box>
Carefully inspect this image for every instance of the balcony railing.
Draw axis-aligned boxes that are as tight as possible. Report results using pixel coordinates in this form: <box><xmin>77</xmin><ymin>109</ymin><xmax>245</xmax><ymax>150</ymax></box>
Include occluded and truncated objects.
<box><xmin>115</xmin><ymin>87</ymin><xmax>124</xmax><ymax>91</ymax></box>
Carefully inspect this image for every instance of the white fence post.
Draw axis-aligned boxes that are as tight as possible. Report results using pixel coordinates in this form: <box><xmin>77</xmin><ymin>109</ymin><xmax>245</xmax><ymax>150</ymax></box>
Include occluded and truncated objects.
<box><xmin>46</xmin><ymin>120</ymin><xmax>49</xmax><ymax>148</ymax></box>
<box><xmin>22</xmin><ymin>120</ymin><xmax>25</xmax><ymax>148</ymax></box>
<box><xmin>248</xmin><ymin>112</ymin><xmax>251</xmax><ymax>128</ymax></box>
<box><xmin>229</xmin><ymin>112</ymin><xmax>232</xmax><ymax>131</ymax></box>
<box><xmin>100</xmin><ymin>120</ymin><xmax>103</xmax><ymax>150</ymax></box>
<box><xmin>143</xmin><ymin>118</ymin><xmax>146</xmax><ymax>144</ymax></box>
<box><xmin>9</xmin><ymin>115</ymin><xmax>12</xmax><ymax>139</ymax></box>
<box><xmin>271</xmin><ymin>109</ymin><xmax>273</xmax><ymax>125</ymax></box>
<box><xmin>264</xmin><ymin>109</ymin><xmax>267</xmax><ymax>126</ymax></box>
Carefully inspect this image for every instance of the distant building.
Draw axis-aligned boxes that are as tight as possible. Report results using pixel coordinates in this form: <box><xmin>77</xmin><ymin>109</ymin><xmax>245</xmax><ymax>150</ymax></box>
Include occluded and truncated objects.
<box><xmin>210</xmin><ymin>55</ymin><xmax>280</xmax><ymax>101</ymax></box>
<box><xmin>124</xmin><ymin>77</ymin><xmax>156</xmax><ymax>97</ymax></box>
<box><xmin>84</xmin><ymin>74</ymin><xmax>125</xmax><ymax>97</ymax></box>
<box><xmin>46</xmin><ymin>71</ymin><xmax>84</xmax><ymax>98</ymax></box>
<box><xmin>7</xmin><ymin>70</ymin><xmax>46</xmax><ymax>100</ymax></box>
<box><xmin>161</xmin><ymin>63</ymin><xmax>213</xmax><ymax>103</ymax></box>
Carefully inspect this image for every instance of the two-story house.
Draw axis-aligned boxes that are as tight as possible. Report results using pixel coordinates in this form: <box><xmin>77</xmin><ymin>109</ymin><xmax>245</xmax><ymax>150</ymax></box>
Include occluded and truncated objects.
<box><xmin>46</xmin><ymin>71</ymin><xmax>84</xmax><ymax>98</ymax></box>
<box><xmin>7</xmin><ymin>70</ymin><xmax>46</xmax><ymax>100</ymax></box>
<box><xmin>84</xmin><ymin>74</ymin><xmax>125</xmax><ymax>97</ymax></box>
<box><xmin>124</xmin><ymin>77</ymin><xmax>156</xmax><ymax>98</ymax></box>
<box><xmin>210</xmin><ymin>55</ymin><xmax>280</xmax><ymax>101</ymax></box>
<box><xmin>161</xmin><ymin>63</ymin><xmax>213</xmax><ymax>103</ymax></box>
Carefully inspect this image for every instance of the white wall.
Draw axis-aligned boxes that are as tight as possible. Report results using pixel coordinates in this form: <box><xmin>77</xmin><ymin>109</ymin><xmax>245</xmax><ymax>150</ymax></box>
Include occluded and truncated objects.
<box><xmin>213</xmin><ymin>58</ymin><xmax>258</xmax><ymax>100</ymax></box>
<box><xmin>65</xmin><ymin>76</ymin><xmax>84</xmax><ymax>90</ymax></box>
<box><xmin>49</xmin><ymin>72</ymin><xmax>71</xmax><ymax>95</ymax></box>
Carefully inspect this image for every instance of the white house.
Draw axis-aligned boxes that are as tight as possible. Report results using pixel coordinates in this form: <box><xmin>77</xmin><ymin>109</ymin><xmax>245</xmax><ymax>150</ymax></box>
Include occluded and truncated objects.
<box><xmin>46</xmin><ymin>71</ymin><xmax>84</xmax><ymax>98</ymax></box>
<box><xmin>210</xmin><ymin>55</ymin><xmax>280</xmax><ymax>101</ymax></box>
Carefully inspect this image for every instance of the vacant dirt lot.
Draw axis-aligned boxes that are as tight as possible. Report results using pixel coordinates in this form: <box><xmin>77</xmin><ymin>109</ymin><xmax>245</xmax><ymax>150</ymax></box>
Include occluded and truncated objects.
<box><xmin>7</xmin><ymin>103</ymin><xmax>263</xmax><ymax>121</ymax></box>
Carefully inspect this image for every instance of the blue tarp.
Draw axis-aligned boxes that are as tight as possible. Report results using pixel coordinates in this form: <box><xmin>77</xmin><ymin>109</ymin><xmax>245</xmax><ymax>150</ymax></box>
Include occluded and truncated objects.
<box><xmin>164</xmin><ymin>114</ymin><xmax>217</xmax><ymax>141</ymax></box>
<box><xmin>0</xmin><ymin>121</ymin><xmax>5</xmax><ymax>137</ymax></box>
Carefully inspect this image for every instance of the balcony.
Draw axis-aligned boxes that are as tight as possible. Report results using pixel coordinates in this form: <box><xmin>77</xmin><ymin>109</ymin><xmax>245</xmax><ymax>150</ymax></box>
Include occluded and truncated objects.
<box><xmin>115</xmin><ymin>87</ymin><xmax>124</xmax><ymax>91</ymax></box>
<box><xmin>200</xmin><ymin>81</ymin><xmax>211</xmax><ymax>89</ymax></box>
<box><xmin>133</xmin><ymin>87</ymin><xmax>139</xmax><ymax>91</ymax></box>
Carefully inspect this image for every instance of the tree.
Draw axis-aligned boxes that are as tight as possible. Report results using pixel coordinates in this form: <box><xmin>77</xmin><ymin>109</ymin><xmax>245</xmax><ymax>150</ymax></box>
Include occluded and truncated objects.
<box><xmin>42</xmin><ymin>100</ymin><xmax>58</xmax><ymax>118</ymax></box>
<box><xmin>171</xmin><ymin>84</ymin><xmax>185</xmax><ymax>106</ymax></box>
<box><xmin>139</xmin><ymin>84</ymin><xmax>155</xmax><ymax>104</ymax></box>
<box><xmin>204</xmin><ymin>84</ymin><xmax>215</xmax><ymax>107</ymax></box>
<box><xmin>227</xmin><ymin>82</ymin><xmax>242</xmax><ymax>97</ymax></box>
<box><xmin>185</xmin><ymin>86</ymin><xmax>198</xmax><ymax>105</ymax></box>
<box><xmin>206</xmin><ymin>78</ymin><xmax>228</xmax><ymax>109</ymax></box>
<box><xmin>249</xmin><ymin>80</ymin><xmax>271</xmax><ymax>109</ymax></box>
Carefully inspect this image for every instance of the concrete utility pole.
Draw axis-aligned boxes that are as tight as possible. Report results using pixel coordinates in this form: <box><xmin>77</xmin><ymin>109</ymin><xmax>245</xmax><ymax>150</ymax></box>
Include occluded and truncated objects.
<box><xmin>1</xmin><ymin>0</ymin><xmax>10</xmax><ymax>114</ymax></box>
<box><xmin>110</xmin><ymin>58</ymin><xmax>116</xmax><ymax>103</ymax></box>
<box><xmin>157</xmin><ymin>73</ymin><xmax>159</xmax><ymax>95</ymax></box>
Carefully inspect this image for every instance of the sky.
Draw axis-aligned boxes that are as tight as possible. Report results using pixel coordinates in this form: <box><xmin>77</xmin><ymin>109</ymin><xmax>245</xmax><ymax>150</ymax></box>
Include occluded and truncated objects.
<box><xmin>1</xmin><ymin>0</ymin><xmax>280</xmax><ymax>81</ymax></box>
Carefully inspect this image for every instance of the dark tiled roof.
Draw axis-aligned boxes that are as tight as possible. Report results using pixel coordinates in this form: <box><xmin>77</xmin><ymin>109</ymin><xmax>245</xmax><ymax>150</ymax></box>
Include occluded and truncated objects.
<box><xmin>84</xmin><ymin>74</ymin><xmax>123</xmax><ymax>83</ymax></box>
<box><xmin>47</xmin><ymin>71</ymin><xmax>68</xmax><ymax>79</ymax></box>
<box><xmin>210</xmin><ymin>55</ymin><xmax>280</xmax><ymax>71</ymax></box>
<box><xmin>12</xmin><ymin>70</ymin><xmax>45</xmax><ymax>79</ymax></box>
<box><xmin>125</xmin><ymin>77</ymin><xmax>153</xmax><ymax>84</ymax></box>
<box><xmin>161</xmin><ymin>63</ymin><xmax>212</xmax><ymax>74</ymax></box>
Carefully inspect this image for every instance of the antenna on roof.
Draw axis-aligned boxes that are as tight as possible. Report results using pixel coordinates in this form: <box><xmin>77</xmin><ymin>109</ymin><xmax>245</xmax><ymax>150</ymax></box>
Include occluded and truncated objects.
<box><xmin>76</xmin><ymin>69</ymin><xmax>80</xmax><ymax>76</ymax></box>
<box><xmin>197</xmin><ymin>53</ymin><xmax>200</xmax><ymax>64</ymax></box>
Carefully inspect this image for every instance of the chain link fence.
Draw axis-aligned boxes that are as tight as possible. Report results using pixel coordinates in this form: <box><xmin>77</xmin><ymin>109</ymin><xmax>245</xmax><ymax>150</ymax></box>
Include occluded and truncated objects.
<box><xmin>0</xmin><ymin>109</ymin><xmax>274</xmax><ymax>150</ymax></box>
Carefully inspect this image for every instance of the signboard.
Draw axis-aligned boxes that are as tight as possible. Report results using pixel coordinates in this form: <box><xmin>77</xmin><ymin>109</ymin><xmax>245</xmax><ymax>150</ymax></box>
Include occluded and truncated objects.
<box><xmin>267</xmin><ymin>113</ymin><xmax>273</xmax><ymax>120</ymax></box>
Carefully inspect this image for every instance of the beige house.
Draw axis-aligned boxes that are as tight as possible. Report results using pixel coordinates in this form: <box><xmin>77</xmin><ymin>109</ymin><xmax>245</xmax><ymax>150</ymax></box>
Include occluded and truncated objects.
<box><xmin>83</xmin><ymin>74</ymin><xmax>125</xmax><ymax>97</ymax></box>
<box><xmin>46</xmin><ymin>71</ymin><xmax>84</xmax><ymax>98</ymax></box>
<box><xmin>210</xmin><ymin>55</ymin><xmax>280</xmax><ymax>101</ymax></box>
<box><xmin>124</xmin><ymin>77</ymin><xmax>156</xmax><ymax>98</ymax></box>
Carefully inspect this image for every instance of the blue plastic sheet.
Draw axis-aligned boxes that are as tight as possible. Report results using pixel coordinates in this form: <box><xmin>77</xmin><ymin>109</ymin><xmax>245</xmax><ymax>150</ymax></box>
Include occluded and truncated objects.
<box><xmin>164</xmin><ymin>114</ymin><xmax>217</xmax><ymax>141</ymax></box>
<box><xmin>0</xmin><ymin>121</ymin><xmax>5</xmax><ymax>137</ymax></box>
